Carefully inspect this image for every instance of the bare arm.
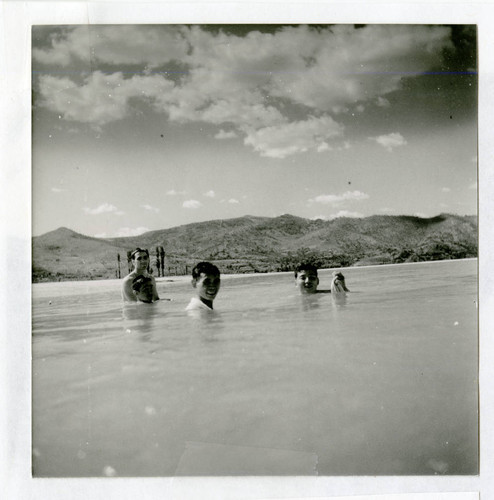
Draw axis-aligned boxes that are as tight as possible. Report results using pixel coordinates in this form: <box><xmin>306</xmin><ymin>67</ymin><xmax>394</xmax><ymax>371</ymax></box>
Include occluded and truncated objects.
<box><xmin>331</xmin><ymin>277</ymin><xmax>349</xmax><ymax>294</ymax></box>
<box><xmin>151</xmin><ymin>276</ymin><xmax>160</xmax><ymax>301</ymax></box>
<box><xmin>122</xmin><ymin>275</ymin><xmax>137</xmax><ymax>302</ymax></box>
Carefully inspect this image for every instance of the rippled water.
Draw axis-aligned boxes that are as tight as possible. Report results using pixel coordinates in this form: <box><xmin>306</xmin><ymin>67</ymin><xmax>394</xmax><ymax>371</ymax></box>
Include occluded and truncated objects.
<box><xmin>32</xmin><ymin>259</ymin><xmax>478</xmax><ymax>477</ymax></box>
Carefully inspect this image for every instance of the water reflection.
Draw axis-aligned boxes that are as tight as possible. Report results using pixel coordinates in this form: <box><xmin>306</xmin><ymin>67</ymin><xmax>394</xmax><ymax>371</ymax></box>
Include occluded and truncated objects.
<box><xmin>295</xmin><ymin>291</ymin><xmax>348</xmax><ymax>312</ymax></box>
<box><xmin>331</xmin><ymin>292</ymin><xmax>348</xmax><ymax>309</ymax></box>
<box><xmin>122</xmin><ymin>303</ymin><xmax>159</xmax><ymax>341</ymax></box>
<box><xmin>297</xmin><ymin>294</ymin><xmax>322</xmax><ymax>311</ymax></box>
<box><xmin>187</xmin><ymin>309</ymin><xmax>225</xmax><ymax>342</ymax></box>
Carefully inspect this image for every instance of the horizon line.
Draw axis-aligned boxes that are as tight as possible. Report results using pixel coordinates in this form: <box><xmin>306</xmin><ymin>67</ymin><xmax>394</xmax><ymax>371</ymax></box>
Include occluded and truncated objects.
<box><xmin>33</xmin><ymin>211</ymin><xmax>478</xmax><ymax>239</ymax></box>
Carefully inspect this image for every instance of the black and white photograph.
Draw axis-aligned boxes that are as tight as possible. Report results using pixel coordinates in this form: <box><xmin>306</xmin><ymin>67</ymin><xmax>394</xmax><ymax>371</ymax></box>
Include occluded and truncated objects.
<box><xmin>3</xmin><ymin>1</ymin><xmax>493</xmax><ymax>499</ymax></box>
<box><xmin>30</xmin><ymin>22</ymin><xmax>478</xmax><ymax>477</ymax></box>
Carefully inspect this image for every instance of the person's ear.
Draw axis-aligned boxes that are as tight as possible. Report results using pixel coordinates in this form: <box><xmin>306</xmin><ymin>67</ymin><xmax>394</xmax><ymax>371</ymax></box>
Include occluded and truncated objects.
<box><xmin>191</xmin><ymin>278</ymin><xmax>197</xmax><ymax>288</ymax></box>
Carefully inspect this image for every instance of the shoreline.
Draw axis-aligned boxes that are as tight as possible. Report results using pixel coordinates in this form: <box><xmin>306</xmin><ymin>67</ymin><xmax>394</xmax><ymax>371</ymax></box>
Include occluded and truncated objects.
<box><xmin>32</xmin><ymin>258</ymin><xmax>478</xmax><ymax>287</ymax></box>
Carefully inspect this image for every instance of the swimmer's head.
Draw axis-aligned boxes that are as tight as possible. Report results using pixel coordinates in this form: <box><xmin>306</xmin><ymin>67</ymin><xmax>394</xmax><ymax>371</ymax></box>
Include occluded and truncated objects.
<box><xmin>294</xmin><ymin>262</ymin><xmax>319</xmax><ymax>294</ymax></box>
<box><xmin>191</xmin><ymin>262</ymin><xmax>221</xmax><ymax>303</ymax></box>
<box><xmin>131</xmin><ymin>275</ymin><xmax>154</xmax><ymax>303</ymax></box>
<box><xmin>130</xmin><ymin>248</ymin><xmax>150</xmax><ymax>273</ymax></box>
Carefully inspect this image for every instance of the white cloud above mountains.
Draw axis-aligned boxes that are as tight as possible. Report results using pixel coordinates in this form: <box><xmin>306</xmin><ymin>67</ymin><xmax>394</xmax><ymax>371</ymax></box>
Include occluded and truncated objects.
<box><xmin>214</xmin><ymin>129</ymin><xmax>238</xmax><ymax>140</ymax></box>
<box><xmin>370</xmin><ymin>132</ymin><xmax>407</xmax><ymax>152</ymax></box>
<box><xmin>83</xmin><ymin>202</ymin><xmax>124</xmax><ymax>215</ymax></box>
<box><xmin>38</xmin><ymin>71</ymin><xmax>174</xmax><ymax>127</ymax></box>
<box><xmin>140</xmin><ymin>204</ymin><xmax>160</xmax><ymax>212</ymax></box>
<box><xmin>34</xmin><ymin>24</ymin><xmax>452</xmax><ymax>157</ymax></box>
<box><xmin>243</xmin><ymin>115</ymin><xmax>343</xmax><ymax>158</ymax></box>
<box><xmin>312</xmin><ymin>211</ymin><xmax>363</xmax><ymax>221</ymax></box>
<box><xmin>115</xmin><ymin>226</ymin><xmax>150</xmax><ymax>237</ymax></box>
<box><xmin>183</xmin><ymin>199</ymin><xmax>202</xmax><ymax>209</ymax></box>
<box><xmin>33</xmin><ymin>25</ymin><xmax>188</xmax><ymax>67</ymax></box>
<box><xmin>310</xmin><ymin>190</ymin><xmax>370</xmax><ymax>206</ymax></box>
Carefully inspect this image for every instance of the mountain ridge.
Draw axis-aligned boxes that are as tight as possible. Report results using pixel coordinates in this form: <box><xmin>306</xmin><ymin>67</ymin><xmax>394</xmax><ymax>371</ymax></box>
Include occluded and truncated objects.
<box><xmin>33</xmin><ymin>213</ymin><xmax>478</xmax><ymax>282</ymax></box>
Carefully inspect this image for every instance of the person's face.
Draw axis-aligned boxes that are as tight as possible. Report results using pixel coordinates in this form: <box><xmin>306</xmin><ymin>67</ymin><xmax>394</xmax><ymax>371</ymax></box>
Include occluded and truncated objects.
<box><xmin>194</xmin><ymin>273</ymin><xmax>221</xmax><ymax>302</ymax></box>
<box><xmin>132</xmin><ymin>251</ymin><xmax>149</xmax><ymax>273</ymax></box>
<box><xmin>295</xmin><ymin>269</ymin><xmax>319</xmax><ymax>294</ymax></box>
<box><xmin>135</xmin><ymin>281</ymin><xmax>154</xmax><ymax>303</ymax></box>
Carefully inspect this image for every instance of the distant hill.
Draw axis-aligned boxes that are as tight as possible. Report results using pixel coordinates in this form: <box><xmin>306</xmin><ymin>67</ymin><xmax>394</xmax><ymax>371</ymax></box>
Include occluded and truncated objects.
<box><xmin>32</xmin><ymin>213</ymin><xmax>478</xmax><ymax>282</ymax></box>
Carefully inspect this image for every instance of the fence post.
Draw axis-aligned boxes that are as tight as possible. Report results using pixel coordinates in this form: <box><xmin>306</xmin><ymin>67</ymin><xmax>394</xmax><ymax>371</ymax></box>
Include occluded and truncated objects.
<box><xmin>159</xmin><ymin>246</ymin><xmax>165</xmax><ymax>277</ymax></box>
<box><xmin>155</xmin><ymin>247</ymin><xmax>161</xmax><ymax>277</ymax></box>
<box><xmin>126</xmin><ymin>250</ymin><xmax>132</xmax><ymax>273</ymax></box>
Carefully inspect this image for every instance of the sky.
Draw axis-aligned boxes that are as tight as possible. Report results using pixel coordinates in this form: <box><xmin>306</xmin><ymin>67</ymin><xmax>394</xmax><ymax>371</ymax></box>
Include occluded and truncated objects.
<box><xmin>31</xmin><ymin>24</ymin><xmax>478</xmax><ymax>238</ymax></box>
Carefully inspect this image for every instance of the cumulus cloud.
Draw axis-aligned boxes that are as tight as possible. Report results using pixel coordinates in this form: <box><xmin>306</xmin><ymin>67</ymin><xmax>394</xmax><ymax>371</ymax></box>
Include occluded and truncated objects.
<box><xmin>441</xmin><ymin>187</ymin><xmax>451</xmax><ymax>193</ymax></box>
<box><xmin>370</xmin><ymin>132</ymin><xmax>407</xmax><ymax>152</ymax></box>
<box><xmin>243</xmin><ymin>115</ymin><xmax>343</xmax><ymax>158</ymax></box>
<box><xmin>37</xmin><ymin>71</ymin><xmax>174</xmax><ymax>128</ymax></box>
<box><xmin>228</xmin><ymin>198</ymin><xmax>240</xmax><ymax>204</ymax></box>
<box><xmin>317</xmin><ymin>142</ymin><xmax>331</xmax><ymax>153</ymax></box>
<box><xmin>311</xmin><ymin>211</ymin><xmax>363</xmax><ymax>220</ymax></box>
<box><xmin>337</xmin><ymin>141</ymin><xmax>351</xmax><ymax>151</ymax></box>
<box><xmin>183</xmin><ymin>199</ymin><xmax>202</xmax><ymax>209</ymax></box>
<box><xmin>140</xmin><ymin>204</ymin><xmax>160</xmax><ymax>212</ymax></box>
<box><xmin>214</xmin><ymin>129</ymin><xmax>238</xmax><ymax>139</ymax></box>
<box><xmin>166</xmin><ymin>189</ymin><xmax>186</xmax><ymax>196</ymax></box>
<box><xmin>329</xmin><ymin>210</ymin><xmax>364</xmax><ymax>219</ymax></box>
<box><xmin>203</xmin><ymin>190</ymin><xmax>216</xmax><ymax>198</ymax></box>
<box><xmin>310</xmin><ymin>190</ymin><xmax>369</xmax><ymax>206</ymax></box>
<box><xmin>33</xmin><ymin>25</ymin><xmax>188</xmax><ymax>67</ymax></box>
<box><xmin>34</xmin><ymin>24</ymin><xmax>452</xmax><ymax>155</ymax></box>
<box><xmin>115</xmin><ymin>226</ymin><xmax>150</xmax><ymax>237</ymax></box>
<box><xmin>83</xmin><ymin>203</ymin><xmax>124</xmax><ymax>215</ymax></box>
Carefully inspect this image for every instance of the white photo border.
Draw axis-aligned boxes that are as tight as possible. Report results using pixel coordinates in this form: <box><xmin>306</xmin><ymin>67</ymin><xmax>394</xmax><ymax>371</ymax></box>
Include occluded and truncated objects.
<box><xmin>2</xmin><ymin>1</ymin><xmax>492</xmax><ymax>499</ymax></box>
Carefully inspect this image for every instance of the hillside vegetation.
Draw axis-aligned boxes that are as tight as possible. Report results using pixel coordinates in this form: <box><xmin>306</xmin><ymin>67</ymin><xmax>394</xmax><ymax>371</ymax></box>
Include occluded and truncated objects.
<box><xmin>32</xmin><ymin>213</ymin><xmax>478</xmax><ymax>282</ymax></box>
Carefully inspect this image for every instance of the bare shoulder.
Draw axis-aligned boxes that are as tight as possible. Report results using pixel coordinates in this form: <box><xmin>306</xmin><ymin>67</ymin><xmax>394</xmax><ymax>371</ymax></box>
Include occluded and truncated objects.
<box><xmin>122</xmin><ymin>272</ymin><xmax>136</xmax><ymax>284</ymax></box>
<box><xmin>122</xmin><ymin>273</ymin><xmax>136</xmax><ymax>294</ymax></box>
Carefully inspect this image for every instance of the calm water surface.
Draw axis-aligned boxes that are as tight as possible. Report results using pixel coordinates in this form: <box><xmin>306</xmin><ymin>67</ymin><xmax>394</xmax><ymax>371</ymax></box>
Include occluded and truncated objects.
<box><xmin>32</xmin><ymin>260</ymin><xmax>478</xmax><ymax>476</ymax></box>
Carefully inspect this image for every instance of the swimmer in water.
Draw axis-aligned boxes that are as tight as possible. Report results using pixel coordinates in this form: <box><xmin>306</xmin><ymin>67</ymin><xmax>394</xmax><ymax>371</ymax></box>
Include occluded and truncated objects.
<box><xmin>294</xmin><ymin>263</ymin><xmax>321</xmax><ymax>294</ymax></box>
<box><xmin>122</xmin><ymin>248</ymin><xmax>159</xmax><ymax>302</ymax></box>
<box><xmin>295</xmin><ymin>263</ymin><xmax>349</xmax><ymax>294</ymax></box>
<box><xmin>185</xmin><ymin>261</ymin><xmax>221</xmax><ymax>311</ymax></box>
<box><xmin>331</xmin><ymin>271</ymin><xmax>350</xmax><ymax>294</ymax></box>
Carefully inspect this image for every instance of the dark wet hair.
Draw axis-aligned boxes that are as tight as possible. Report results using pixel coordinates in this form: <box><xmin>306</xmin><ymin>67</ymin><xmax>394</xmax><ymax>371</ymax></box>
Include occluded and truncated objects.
<box><xmin>131</xmin><ymin>275</ymin><xmax>153</xmax><ymax>292</ymax></box>
<box><xmin>191</xmin><ymin>261</ymin><xmax>220</xmax><ymax>280</ymax></box>
<box><xmin>294</xmin><ymin>262</ymin><xmax>318</xmax><ymax>278</ymax></box>
<box><xmin>130</xmin><ymin>248</ymin><xmax>149</xmax><ymax>260</ymax></box>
